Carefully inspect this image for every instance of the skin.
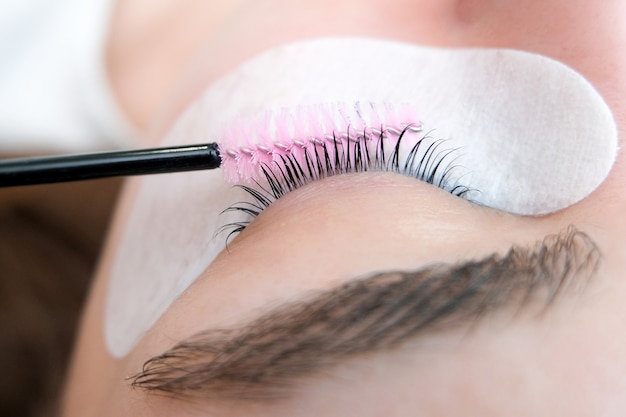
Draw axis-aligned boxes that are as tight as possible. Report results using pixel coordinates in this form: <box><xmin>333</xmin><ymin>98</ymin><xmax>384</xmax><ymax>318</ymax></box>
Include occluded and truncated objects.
<box><xmin>63</xmin><ymin>0</ymin><xmax>626</xmax><ymax>416</ymax></box>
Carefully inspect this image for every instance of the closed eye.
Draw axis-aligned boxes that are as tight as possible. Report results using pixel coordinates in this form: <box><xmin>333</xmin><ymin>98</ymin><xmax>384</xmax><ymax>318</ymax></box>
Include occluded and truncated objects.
<box><xmin>219</xmin><ymin>125</ymin><xmax>472</xmax><ymax>240</ymax></box>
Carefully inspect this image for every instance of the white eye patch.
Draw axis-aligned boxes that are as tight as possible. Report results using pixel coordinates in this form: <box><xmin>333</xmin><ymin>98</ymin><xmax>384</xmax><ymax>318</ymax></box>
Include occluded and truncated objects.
<box><xmin>104</xmin><ymin>37</ymin><xmax>618</xmax><ymax>358</ymax></box>
<box><xmin>206</xmin><ymin>37</ymin><xmax>617</xmax><ymax>215</ymax></box>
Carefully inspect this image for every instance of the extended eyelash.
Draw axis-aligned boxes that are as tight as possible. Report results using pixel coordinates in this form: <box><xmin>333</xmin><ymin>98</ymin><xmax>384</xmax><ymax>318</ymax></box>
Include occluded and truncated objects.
<box><xmin>219</xmin><ymin>126</ymin><xmax>470</xmax><ymax>240</ymax></box>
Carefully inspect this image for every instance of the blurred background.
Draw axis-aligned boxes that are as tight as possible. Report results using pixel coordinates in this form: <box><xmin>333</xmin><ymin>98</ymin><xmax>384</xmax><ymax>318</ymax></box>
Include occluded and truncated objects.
<box><xmin>0</xmin><ymin>179</ymin><xmax>121</xmax><ymax>417</ymax></box>
<box><xmin>1</xmin><ymin>1</ymin><xmax>136</xmax><ymax>415</ymax></box>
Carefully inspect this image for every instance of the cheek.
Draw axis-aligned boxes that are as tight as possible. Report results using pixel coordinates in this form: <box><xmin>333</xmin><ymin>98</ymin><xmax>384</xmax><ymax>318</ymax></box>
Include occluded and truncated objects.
<box><xmin>167</xmin><ymin>0</ymin><xmax>454</xmax><ymax>123</ymax></box>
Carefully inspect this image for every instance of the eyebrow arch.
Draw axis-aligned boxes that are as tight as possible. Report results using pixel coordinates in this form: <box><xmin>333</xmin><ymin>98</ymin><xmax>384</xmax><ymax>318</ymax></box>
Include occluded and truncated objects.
<box><xmin>131</xmin><ymin>226</ymin><xmax>599</xmax><ymax>401</ymax></box>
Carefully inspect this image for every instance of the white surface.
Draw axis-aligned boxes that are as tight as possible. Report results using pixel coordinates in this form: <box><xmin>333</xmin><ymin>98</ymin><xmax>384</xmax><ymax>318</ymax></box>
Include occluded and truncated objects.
<box><xmin>0</xmin><ymin>0</ymin><xmax>136</xmax><ymax>153</ymax></box>
<box><xmin>105</xmin><ymin>37</ymin><xmax>618</xmax><ymax>357</ymax></box>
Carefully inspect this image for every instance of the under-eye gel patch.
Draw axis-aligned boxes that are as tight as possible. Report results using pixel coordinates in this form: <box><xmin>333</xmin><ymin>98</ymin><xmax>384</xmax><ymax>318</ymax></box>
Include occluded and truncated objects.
<box><xmin>205</xmin><ymin>38</ymin><xmax>617</xmax><ymax>215</ymax></box>
<box><xmin>104</xmin><ymin>37</ymin><xmax>618</xmax><ymax>358</ymax></box>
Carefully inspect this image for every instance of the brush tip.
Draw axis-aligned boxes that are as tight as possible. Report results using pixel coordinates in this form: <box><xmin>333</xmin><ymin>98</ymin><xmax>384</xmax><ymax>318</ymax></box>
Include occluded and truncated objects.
<box><xmin>218</xmin><ymin>102</ymin><xmax>422</xmax><ymax>183</ymax></box>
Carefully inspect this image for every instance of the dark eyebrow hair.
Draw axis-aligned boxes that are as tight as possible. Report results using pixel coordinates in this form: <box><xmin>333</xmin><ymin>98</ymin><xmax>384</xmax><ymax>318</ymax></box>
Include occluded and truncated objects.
<box><xmin>131</xmin><ymin>226</ymin><xmax>599</xmax><ymax>401</ymax></box>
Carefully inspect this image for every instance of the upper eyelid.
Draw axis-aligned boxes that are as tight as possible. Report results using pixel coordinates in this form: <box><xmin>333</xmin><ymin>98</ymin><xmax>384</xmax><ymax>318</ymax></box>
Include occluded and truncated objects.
<box><xmin>218</xmin><ymin>127</ymin><xmax>473</xmax><ymax>240</ymax></box>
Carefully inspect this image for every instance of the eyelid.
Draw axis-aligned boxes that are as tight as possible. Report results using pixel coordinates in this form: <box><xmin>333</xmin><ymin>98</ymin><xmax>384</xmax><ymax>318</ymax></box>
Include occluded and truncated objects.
<box><xmin>218</xmin><ymin>127</ymin><xmax>472</xmax><ymax>240</ymax></box>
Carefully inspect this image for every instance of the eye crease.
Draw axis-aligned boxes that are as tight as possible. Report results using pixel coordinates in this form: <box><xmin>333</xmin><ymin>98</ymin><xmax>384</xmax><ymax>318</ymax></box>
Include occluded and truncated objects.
<box><xmin>219</xmin><ymin>122</ymin><xmax>472</xmax><ymax>238</ymax></box>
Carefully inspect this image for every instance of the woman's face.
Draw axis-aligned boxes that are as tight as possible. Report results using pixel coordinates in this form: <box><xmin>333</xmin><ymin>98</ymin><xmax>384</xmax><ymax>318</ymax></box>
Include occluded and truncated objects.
<box><xmin>63</xmin><ymin>1</ymin><xmax>626</xmax><ymax>416</ymax></box>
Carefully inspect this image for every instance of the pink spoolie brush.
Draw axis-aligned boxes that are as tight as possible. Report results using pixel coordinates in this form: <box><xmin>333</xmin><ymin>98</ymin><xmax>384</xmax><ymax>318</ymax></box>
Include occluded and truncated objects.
<box><xmin>219</xmin><ymin>102</ymin><xmax>423</xmax><ymax>184</ymax></box>
<box><xmin>0</xmin><ymin>102</ymin><xmax>422</xmax><ymax>187</ymax></box>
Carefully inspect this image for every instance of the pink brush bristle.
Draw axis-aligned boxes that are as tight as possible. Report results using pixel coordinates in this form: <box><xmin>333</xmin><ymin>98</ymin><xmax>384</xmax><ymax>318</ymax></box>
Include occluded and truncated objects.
<box><xmin>219</xmin><ymin>102</ymin><xmax>423</xmax><ymax>183</ymax></box>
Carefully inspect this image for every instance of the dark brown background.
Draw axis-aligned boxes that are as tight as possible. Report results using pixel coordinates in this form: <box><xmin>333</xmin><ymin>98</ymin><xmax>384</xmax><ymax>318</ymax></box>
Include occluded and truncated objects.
<box><xmin>0</xmin><ymin>178</ymin><xmax>122</xmax><ymax>417</ymax></box>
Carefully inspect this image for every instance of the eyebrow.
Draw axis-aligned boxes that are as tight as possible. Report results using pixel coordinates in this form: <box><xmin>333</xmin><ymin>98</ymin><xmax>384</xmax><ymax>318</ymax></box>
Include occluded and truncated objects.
<box><xmin>131</xmin><ymin>226</ymin><xmax>599</xmax><ymax>401</ymax></box>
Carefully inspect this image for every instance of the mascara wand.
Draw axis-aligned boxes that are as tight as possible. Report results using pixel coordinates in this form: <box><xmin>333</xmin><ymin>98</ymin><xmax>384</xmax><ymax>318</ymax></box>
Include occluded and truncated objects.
<box><xmin>0</xmin><ymin>143</ymin><xmax>221</xmax><ymax>187</ymax></box>
<box><xmin>0</xmin><ymin>103</ymin><xmax>425</xmax><ymax>187</ymax></box>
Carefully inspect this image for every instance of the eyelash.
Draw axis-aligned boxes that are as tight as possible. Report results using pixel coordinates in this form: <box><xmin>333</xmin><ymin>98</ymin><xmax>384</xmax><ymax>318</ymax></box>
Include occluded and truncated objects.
<box><xmin>219</xmin><ymin>126</ymin><xmax>470</xmax><ymax>240</ymax></box>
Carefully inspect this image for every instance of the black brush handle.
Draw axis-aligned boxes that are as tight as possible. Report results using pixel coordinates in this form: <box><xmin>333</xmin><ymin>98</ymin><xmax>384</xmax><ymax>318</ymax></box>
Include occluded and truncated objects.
<box><xmin>0</xmin><ymin>143</ymin><xmax>221</xmax><ymax>187</ymax></box>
